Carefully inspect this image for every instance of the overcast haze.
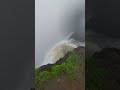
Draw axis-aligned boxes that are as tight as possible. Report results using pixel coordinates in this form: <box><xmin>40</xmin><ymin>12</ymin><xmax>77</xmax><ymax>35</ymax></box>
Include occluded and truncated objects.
<box><xmin>35</xmin><ymin>0</ymin><xmax>85</xmax><ymax>67</ymax></box>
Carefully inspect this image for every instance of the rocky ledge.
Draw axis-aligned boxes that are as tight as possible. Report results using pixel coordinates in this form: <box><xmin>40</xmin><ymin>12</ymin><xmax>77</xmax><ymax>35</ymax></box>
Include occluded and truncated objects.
<box><xmin>38</xmin><ymin>46</ymin><xmax>85</xmax><ymax>72</ymax></box>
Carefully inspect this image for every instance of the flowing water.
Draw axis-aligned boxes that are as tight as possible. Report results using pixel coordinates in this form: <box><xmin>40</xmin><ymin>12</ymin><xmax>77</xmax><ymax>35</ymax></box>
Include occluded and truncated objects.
<box><xmin>35</xmin><ymin>0</ymin><xmax>85</xmax><ymax>68</ymax></box>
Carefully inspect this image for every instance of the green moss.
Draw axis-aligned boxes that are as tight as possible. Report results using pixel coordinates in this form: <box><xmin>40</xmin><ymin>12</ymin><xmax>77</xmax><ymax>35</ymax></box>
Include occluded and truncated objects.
<box><xmin>35</xmin><ymin>71</ymin><xmax>52</xmax><ymax>87</ymax></box>
<box><xmin>35</xmin><ymin>51</ymin><xmax>80</xmax><ymax>89</ymax></box>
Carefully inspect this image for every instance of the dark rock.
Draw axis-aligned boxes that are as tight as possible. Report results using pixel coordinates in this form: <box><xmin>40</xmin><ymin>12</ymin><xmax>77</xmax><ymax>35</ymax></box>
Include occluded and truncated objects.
<box><xmin>39</xmin><ymin>64</ymin><xmax>53</xmax><ymax>72</ymax></box>
<box><xmin>38</xmin><ymin>46</ymin><xmax>85</xmax><ymax>72</ymax></box>
<box><xmin>55</xmin><ymin>52</ymin><xmax>70</xmax><ymax>65</ymax></box>
<box><xmin>93</xmin><ymin>48</ymin><xmax>120</xmax><ymax>69</ymax></box>
<box><xmin>91</xmin><ymin>48</ymin><xmax>120</xmax><ymax>90</ymax></box>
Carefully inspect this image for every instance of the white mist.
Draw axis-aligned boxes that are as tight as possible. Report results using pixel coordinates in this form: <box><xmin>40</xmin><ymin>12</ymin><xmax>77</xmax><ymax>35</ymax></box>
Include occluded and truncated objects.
<box><xmin>35</xmin><ymin>0</ymin><xmax>85</xmax><ymax>68</ymax></box>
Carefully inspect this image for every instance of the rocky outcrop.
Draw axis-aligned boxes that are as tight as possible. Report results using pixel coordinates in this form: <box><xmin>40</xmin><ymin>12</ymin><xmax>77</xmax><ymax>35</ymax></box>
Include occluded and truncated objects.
<box><xmin>38</xmin><ymin>46</ymin><xmax>85</xmax><ymax>72</ymax></box>
<box><xmin>91</xmin><ymin>48</ymin><xmax>120</xmax><ymax>90</ymax></box>
<box><xmin>38</xmin><ymin>52</ymin><xmax>70</xmax><ymax>72</ymax></box>
<box><xmin>93</xmin><ymin>48</ymin><xmax>120</xmax><ymax>70</ymax></box>
<box><xmin>39</xmin><ymin>64</ymin><xmax>53</xmax><ymax>72</ymax></box>
<box><xmin>36</xmin><ymin>46</ymin><xmax>85</xmax><ymax>90</ymax></box>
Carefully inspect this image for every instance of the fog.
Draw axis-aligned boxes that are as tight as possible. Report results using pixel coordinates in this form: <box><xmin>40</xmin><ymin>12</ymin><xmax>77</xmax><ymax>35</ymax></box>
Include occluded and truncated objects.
<box><xmin>35</xmin><ymin>0</ymin><xmax>85</xmax><ymax>67</ymax></box>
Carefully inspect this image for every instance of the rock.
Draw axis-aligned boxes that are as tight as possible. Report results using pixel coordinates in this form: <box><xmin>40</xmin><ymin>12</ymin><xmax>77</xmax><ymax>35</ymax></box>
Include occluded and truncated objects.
<box><xmin>38</xmin><ymin>46</ymin><xmax>85</xmax><ymax>72</ymax></box>
<box><xmin>91</xmin><ymin>48</ymin><xmax>120</xmax><ymax>90</ymax></box>
<box><xmin>39</xmin><ymin>64</ymin><xmax>53</xmax><ymax>72</ymax></box>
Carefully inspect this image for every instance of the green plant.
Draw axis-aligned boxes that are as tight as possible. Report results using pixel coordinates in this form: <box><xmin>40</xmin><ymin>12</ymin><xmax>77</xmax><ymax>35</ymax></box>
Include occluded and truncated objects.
<box><xmin>35</xmin><ymin>71</ymin><xmax>52</xmax><ymax>87</ymax></box>
<box><xmin>35</xmin><ymin>51</ymin><xmax>80</xmax><ymax>89</ymax></box>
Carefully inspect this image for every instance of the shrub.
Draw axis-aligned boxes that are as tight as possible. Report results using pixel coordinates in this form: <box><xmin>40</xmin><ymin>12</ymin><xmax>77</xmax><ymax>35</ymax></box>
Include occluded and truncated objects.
<box><xmin>35</xmin><ymin>51</ymin><xmax>80</xmax><ymax>88</ymax></box>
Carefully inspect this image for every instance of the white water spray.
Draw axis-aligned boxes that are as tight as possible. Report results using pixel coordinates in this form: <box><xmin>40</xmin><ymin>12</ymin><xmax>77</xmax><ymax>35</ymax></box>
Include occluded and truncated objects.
<box><xmin>35</xmin><ymin>0</ymin><xmax>85</xmax><ymax>67</ymax></box>
<box><xmin>41</xmin><ymin>33</ymin><xmax>85</xmax><ymax>66</ymax></box>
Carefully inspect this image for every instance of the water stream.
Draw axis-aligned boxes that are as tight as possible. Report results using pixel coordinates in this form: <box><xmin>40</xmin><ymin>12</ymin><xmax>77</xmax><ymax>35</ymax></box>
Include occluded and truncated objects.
<box><xmin>35</xmin><ymin>0</ymin><xmax>85</xmax><ymax>68</ymax></box>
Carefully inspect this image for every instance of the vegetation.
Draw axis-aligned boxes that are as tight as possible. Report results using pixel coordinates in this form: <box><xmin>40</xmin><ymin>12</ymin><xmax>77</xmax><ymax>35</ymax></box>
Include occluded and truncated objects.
<box><xmin>35</xmin><ymin>51</ymin><xmax>80</xmax><ymax>89</ymax></box>
<box><xmin>35</xmin><ymin>49</ymin><xmax>107</xmax><ymax>90</ymax></box>
<box><xmin>86</xmin><ymin>58</ymin><xmax>107</xmax><ymax>90</ymax></box>
<box><xmin>35</xmin><ymin>47</ymin><xmax>107</xmax><ymax>90</ymax></box>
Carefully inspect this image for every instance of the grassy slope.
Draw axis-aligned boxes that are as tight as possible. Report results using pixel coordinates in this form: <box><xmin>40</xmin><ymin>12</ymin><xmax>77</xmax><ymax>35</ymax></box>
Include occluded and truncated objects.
<box><xmin>35</xmin><ymin>51</ymin><xmax>80</xmax><ymax>89</ymax></box>
<box><xmin>35</xmin><ymin>49</ymin><xmax>106</xmax><ymax>90</ymax></box>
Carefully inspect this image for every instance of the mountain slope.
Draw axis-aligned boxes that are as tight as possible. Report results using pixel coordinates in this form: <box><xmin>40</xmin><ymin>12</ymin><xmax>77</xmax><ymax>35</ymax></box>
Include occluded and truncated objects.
<box><xmin>35</xmin><ymin>46</ymin><xmax>85</xmax><ymax>90</ymax></box>
<box><xmin>86</xmin><ymin>48</ymin><xmax>120</xmax><ymax>90</ymax></box>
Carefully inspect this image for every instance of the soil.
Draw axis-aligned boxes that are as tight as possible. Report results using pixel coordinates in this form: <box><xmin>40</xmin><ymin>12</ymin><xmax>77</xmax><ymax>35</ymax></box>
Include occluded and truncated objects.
<box><xmin>40</xmin><ymin>74</ymin><xmax>85</xmax><ymax>90</ymax></box>
<box><xmin>36</xmin><ymin>46</ymin><xmax>85</xmax><ymax>90</ymax></box>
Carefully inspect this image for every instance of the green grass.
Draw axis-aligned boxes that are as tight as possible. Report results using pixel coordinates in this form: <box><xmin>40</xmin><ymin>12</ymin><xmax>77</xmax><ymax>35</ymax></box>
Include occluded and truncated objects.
<box><xmin>35</xmin><ymin>51</ymin><xmax>80</xmax><ymax>89</ymax></box>
<box><xmin>35</xmin><ymin>50</ymin><xmax>107</xmax><ymax>90</ymax></box>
